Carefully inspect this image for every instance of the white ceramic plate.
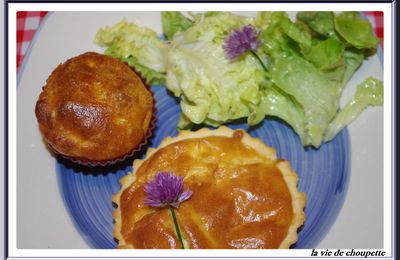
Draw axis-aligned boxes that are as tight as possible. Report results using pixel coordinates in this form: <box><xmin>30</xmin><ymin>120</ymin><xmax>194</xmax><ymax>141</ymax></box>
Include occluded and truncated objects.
<box><xmin>17</xmin><ymin>11</ymin><xmax>383</xmax><ymax>249</ymax></box>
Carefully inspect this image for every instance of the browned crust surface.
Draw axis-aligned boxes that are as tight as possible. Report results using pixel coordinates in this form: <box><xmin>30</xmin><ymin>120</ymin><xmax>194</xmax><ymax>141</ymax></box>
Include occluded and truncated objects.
<box><xmin>35</xmin><ymin>52</ymin><xmax>154</xmax><ymax>164</ymax></box>
<box><xmin>113</xmin><ymin>126</ymin><xmax>306</xmax><ymax>249</ymax></box>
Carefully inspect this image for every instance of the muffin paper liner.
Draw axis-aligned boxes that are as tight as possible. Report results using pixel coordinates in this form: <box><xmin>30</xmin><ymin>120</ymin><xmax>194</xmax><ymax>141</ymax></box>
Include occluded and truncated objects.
<box><xmin>52</xmin><ymin>65</ymin><xmax>157</xmax><ymax>167</ymax></box>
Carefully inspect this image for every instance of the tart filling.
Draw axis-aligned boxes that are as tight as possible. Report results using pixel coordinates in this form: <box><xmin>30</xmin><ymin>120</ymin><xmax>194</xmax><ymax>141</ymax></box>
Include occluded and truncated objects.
<box><xmin>113</xmin><ymin>126</ymin><xmax>306</xmax><ymax>249</ymax></box>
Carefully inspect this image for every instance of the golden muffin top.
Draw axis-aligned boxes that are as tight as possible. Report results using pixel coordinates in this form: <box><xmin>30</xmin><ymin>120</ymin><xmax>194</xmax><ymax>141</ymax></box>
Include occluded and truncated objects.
<box><xmin>113</xmin><ymin>127</ymin><xmax>306</xmax><ymax>249</ymax></box>
<box><xmin>35</xmin><ymin>52</ymin><xmax>154</xmax><ymax>164</ymax></box>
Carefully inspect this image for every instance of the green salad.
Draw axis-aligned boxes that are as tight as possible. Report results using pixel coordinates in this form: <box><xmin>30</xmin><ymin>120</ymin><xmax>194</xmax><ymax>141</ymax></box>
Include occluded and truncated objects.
<box><xmin>95</xmin><ymin>11</ymin><xmax>383</xmax><ymax>148</ymax></box>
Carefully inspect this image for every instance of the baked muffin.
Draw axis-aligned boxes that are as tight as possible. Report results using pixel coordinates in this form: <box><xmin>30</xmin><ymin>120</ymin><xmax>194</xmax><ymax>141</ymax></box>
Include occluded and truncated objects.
<box><xmin>113</xmin><ymin>126</ymin><xmax>306</xmax><ymax>249</ymax></box>
<box><xmin>35</xmin><ymin>52</ymin><xmax>155</xmax><ymax>165</ymax></box>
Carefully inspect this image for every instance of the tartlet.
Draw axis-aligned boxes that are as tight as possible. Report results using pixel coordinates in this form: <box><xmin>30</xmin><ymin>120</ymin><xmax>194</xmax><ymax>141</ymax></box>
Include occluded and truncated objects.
<box><xmin>113</xmin><ymin>126</ymin><xmax>306</xmax><ymax>249</ymax></box>
<box><xmin>35</xmin><ymin>52</ymin><xmax>155</xmax><ymax>166</ymax></box>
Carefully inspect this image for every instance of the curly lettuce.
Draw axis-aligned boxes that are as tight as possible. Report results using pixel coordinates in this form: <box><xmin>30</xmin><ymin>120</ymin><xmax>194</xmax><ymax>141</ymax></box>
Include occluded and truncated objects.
<box><xmin>257</xmin><ymin>11</ymin><xmax>381</xmax><ymax>146</ymax></box>
<box><xmin>164</xmin><ymin>12</ymin><xmax>266</xmax><ymax>128</ymax></box>
<box><xmin>95</xmin><ymin>11</ymin><xmax>383</xmax><ymax>148</ymax></box>
<box><xmin>161</xmin><ymin>12</ymin><xmax>193</xmax><ymax>40</ymax></box>
<box><xmin>94</xmin><ymin>19</ymin><xmax>167</xmax><ymax>85</ymax></box>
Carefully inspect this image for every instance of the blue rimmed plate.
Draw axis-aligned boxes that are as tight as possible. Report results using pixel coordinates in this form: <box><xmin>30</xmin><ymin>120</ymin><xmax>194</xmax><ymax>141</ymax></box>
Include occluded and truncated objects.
<box><xmin>56</xmin><ymin>85</ymin><xmax>350</xmax><ymax>249</ymax></box>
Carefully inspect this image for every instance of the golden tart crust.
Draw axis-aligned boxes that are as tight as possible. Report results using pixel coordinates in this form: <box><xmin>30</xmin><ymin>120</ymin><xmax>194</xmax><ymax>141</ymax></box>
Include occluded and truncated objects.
<box><xmin>35</xmin><ymin>52</ymin><xmax>154</xmax><ymax>165</ymax></box>
<box><xmin>113</xmin><ymin>126</ymin><xmax>306</xmax><ymax>249</ymax></box>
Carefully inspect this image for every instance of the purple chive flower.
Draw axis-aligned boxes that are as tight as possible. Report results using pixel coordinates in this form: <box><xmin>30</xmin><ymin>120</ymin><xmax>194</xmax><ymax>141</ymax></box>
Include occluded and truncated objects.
<box><xmin>144</xmin><ymin>172</ymin><xmax>193</xmax><ymax>209</ymax></box>
<box><xmin>223</xmin><ymin>24</ymin><xmax>262</xmax><ymax>61</ymax></box>
<box><xmin>144</xmin><ymin>172</ymin><xmax>192</xmax><ymax>249</ymax></box>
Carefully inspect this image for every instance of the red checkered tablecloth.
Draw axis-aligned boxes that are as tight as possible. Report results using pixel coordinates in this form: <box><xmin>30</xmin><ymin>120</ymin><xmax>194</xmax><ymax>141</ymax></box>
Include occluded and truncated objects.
<box><xmin>17</xmin><ymin>11</ymin><xmax>48</xmax><ymax>70</ymax></box>
<box><xmin>16</xmin><ymin>11</ymin><xmax>384</xmax><ymax>72</ymax></box>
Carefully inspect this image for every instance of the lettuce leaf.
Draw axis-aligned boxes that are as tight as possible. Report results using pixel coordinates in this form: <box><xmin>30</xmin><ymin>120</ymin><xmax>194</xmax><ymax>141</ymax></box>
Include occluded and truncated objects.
<box><xmin>296</xmin><ymin>11</ymin><xmax>337</xmax><ymax>38</ymax></box>
<box><xmin>324</xmin><ymin>77</ymin><xmax>383</xmax><ymax>141</ymax></box>
<box><xmin>114</xmin><ymin>54</ymin><xmax>166</xmax><ymax>85</ymax></box>
<box><xmin>260</xmin><ymin>85</ymin><xmax>305</xmax><ymax>138</ymax></box>
<box><xmin>161</xmin><ymin>12</ymin><xmax>193</xmax><ymax>40</ymax></box>
<box><xmin>259</xmin><ymin>12</ymin><xmax>300</xmax><ymax>59</ymax></box>
<box><xmin>164</xmin><ymin>12</ymin><xmax>265</xmax><ymax>127</ymax></box>
<box><xmin>279</xmin><ymin>14</ymin><xmax>312</xmax><ymax>53</ymax></box>
<box><xmin>305</xmin><ymin>38</ymin><xmax>345</xmax><ymax>70</ymax></box>
<box><xmin>341</xmin><ymin>48</ymin><xmax>365</xmax><ymax>86</ymax></box>
<box><xmin>254</xmin><ymin>12</ymin><xmax>274</xmax><ymax>31</ymax></box>
<box><xmin>94</xmin><ymin>19</ymin><xmax>167</xmax><ymax>85</ymax></box>
<box><xmin>95</xmin><ymin>11</ymin><xmax>382</xmax><ymax>148</ymax></box>
<box><xmin>334</xmin><ymin>12</ymin><xmax>379</xmax><ymax>49</ymax></box>
<box><xmin>257</xmin><ymin>11</ymin><xmax>382</xmax><ymax>147</ymax></box>
<box><xmin>270</xmin><ymin>55</ymin><xmax>340</xmax><ymax>147</ymax></box>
